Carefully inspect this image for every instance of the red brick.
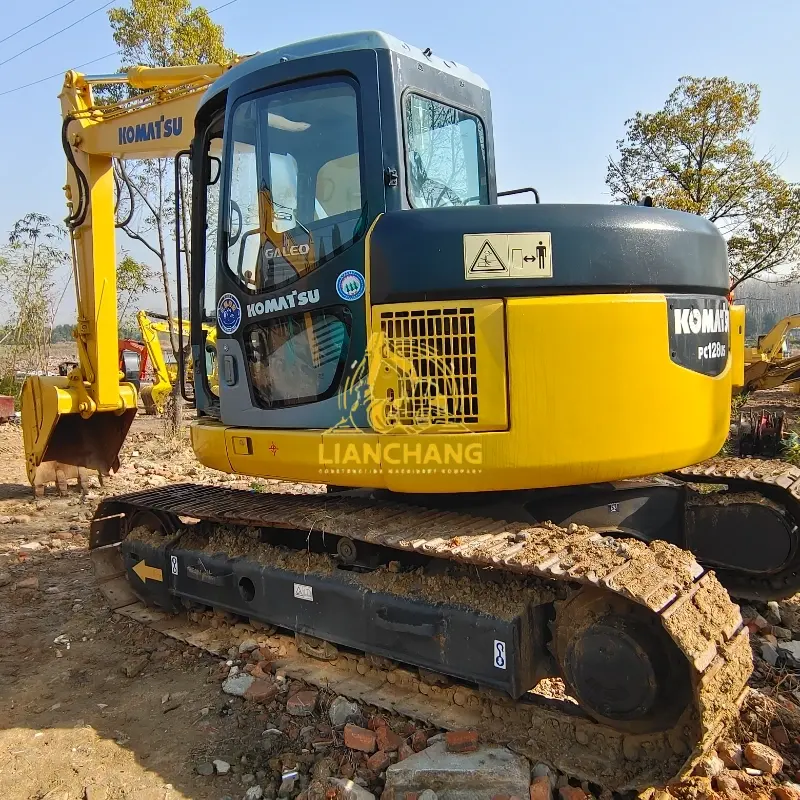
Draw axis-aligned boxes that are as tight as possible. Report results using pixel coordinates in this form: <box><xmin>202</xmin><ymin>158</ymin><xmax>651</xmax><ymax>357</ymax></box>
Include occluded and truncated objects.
<box><xmin>344</xmin><ymin>724</ymin><xmax>377</xmax><ymax>754</ymax></box>
<box><xmin>368</xmin><ymin>716</ymin><xmax>388</xmax><ymax>731</ymax></box>
<box><xmin>404</xmin><ymin>794</ymin><xmax>419</xmax><ymax>800</ymax></box>
<box><xmin>445</xmin><ymin>729</ymin><xmax>479</xmax><ymax>753</ymax></box>
<box><xmin>366</xmin><ymin>750</ymin><xmax>391</xmax><ymax>772</ymax></box>
<box><xmin>558</xmin><ymin>789</ymin><xmax>588</xmax><ymax>800</ymax></box>
<box><xmin>286</xmin><ymin>689</ymin><xmax>318</xmax><ymax>716</ymax></box>
<box><xmin>0</xmin><ymin>396</ymin><xmax>14</xmax><ymax>419</ymax></box>
<box><xmin>530</xmin><ymin>777</ymin><xmax>552</xmax><ymax>800</ymax></box>
<box><xmin>744</xmin><ymin>741</ymin><xmax>783</xmax><ymax>775</ymax></box>
<box><xmin>376</xmin><ymin>725</ymin><xmax>403</xmax><ymax>752</ymax></box>
<box><xmin>244</xmin><ymin>679</ymin><xmax>279</xmax><ymax>703</ymax></box>
<box><xmin>397</xmin><ymin>743</ymin><xmax>413</xmax><ymax>762</ymax></box>
<box><xmin>411</xmin><ymin>730</ymin><xmax>428</xmax><ymax>752</ymax></box>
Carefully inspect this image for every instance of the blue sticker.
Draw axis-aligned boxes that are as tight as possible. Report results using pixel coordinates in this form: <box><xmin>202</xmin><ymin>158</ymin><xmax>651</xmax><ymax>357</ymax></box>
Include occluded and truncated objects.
<box><xmin>335</xmin><ymin>270</ymin><xmax>366</xmax><ymax>302</ymax></box>
<box><xmin>217</xmin><ymin>292</ymin><xmax>242</xmax><ymax>334</ymax></box>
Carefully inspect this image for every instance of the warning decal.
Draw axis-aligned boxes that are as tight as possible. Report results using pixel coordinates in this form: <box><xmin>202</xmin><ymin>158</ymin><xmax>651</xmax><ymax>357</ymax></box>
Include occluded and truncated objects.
<box><xmin>464</xmin><ymin>232</ymin><xmax>553</xmax><ymax>280</ymax></box>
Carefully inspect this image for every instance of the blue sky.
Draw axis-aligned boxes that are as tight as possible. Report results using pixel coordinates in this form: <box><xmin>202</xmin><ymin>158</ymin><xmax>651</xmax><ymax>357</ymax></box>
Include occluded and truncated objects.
<box><xmin>0</xmin><ymin>0</ymin><xmax>798</xmax><ymax>321</ymax></box>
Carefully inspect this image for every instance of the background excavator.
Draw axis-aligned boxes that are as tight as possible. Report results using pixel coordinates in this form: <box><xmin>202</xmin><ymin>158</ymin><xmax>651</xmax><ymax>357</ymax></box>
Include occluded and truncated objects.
<box><xmin>21</xmin><ymin>31</ymin><xmax>782</xmax><ymax>788</ymax></box>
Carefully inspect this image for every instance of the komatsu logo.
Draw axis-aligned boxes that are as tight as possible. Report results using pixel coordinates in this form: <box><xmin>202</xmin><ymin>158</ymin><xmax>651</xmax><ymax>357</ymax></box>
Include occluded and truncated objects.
<box><xmin>118</xmin><ymin>115</ymin><xmax>183</xmax><ymax>146</ymax></box>
<box><xmin>673</xmin><ymin>306</ymin><xmax>729</xmax><ymax>335</ymax></box>
<box><xmin>246</xmin><ymin>288</ymin><xmax>320</xmax><ymax>318</ymax></box>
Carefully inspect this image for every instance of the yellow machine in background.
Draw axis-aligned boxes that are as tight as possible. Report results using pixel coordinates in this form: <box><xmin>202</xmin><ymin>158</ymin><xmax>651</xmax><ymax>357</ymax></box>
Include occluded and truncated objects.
<box><xmin>136</xmin><ymin>310</ymin><xmax>218</xmax><ymax>414</ymax></box>
<box><xmin>741</xmin><ymin>314</ymin><xmax>800</xmax><ymax>392</ymax></box>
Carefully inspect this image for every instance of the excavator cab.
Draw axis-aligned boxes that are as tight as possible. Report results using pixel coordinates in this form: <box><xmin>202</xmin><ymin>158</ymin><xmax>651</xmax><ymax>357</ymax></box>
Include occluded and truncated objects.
<box><xmin>185</xmin><ymin>31</ymin><xmax>733</xmax><ymax>491</ymax></box>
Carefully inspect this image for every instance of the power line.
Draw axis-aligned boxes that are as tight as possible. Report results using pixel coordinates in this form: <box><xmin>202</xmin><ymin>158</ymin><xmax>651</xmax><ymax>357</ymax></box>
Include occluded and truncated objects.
<box><xmin>0</xmin><ymin>50</ymin><xmax>119</xmax><ymax>97</ymax></box>
<box><xmin>0</xmin><ymin>0</ymin><xmax>81</xmax><ymax>46</ymax></box>
<box><xmin>0</xmin><ymin>0</ymin><xmax>242</xmax><ymax>98</ymax></box>
<box><xmin>0</xmin><ymin>0</ymin><xmax>115</xmax><ymax>69</ymax></box>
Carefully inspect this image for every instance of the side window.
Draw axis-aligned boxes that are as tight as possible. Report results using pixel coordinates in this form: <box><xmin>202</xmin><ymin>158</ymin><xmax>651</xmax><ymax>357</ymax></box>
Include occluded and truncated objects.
<box><xmin>405</xmin><ymin>94</ymin><xmax>488</xmax><ymax>208</ymax></box>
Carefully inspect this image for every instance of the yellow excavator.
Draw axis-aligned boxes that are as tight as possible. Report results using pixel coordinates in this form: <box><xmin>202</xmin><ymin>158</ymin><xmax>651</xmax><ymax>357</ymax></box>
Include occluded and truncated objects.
<box><xmin>742</xmin><ymin>313</ymin><xmax>800</xmax><ymax>391</ymax></box>
<box><xmin>135</xmin><ymin>309</ymin><xmax>218</xmax><ymax>414</ymax></box>
<box><xmin>23</xmin><ymin>32</ymin><xmax>775</xmax><ymax>789</ymax></box>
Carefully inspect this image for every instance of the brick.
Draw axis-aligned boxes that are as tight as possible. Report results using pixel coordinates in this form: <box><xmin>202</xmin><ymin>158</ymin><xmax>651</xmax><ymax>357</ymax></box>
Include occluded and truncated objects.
<box><xmin>368</xmin><ymin>716</ymin><xmax>388</xmax><ymax>731</ymax></box>
<box><xmin>344</xmin><ymin>724</ymin><xmax>377</xmax><ymax>754</ymax></box>
<box><xmin>775</xmin><ymin>786</ymin><xmax>800</xmax><ymax>800</ymax></box>
<box><xmin>376</xmin><ymin>726</ymin><xmax>403</xmax><ymax>753</ymax></box>
<box><xmin>530</xmin><ymin>777</ymin><xmax>553</xmax><ymax>800</ymax></box>
<box><xmin>445</xmin><ymin>729</ymin><xmax>479</xmax><ymax>753</ymax></box>
<box><xmin>716</xmin><ymin>740</ymin><xmax>743</xmax><ymax>769</ymax></box>
<box><xmin>558</xmin><ymin>789</ymin><xmax>588</xmax><ymax>800</ymax></box>
<box><xmin>367</xmin><ymin>750</ymin><xmax>391</xmax><ymax>772</ymax></box>
<box><xmin>744</xmin><ymin>741</ymin><xmax>783</xmax><ymax>775</ymax></box>
<box><xmin>244</xmin><ymin>679</ymin><xmax>279</xmax><ymax>703</ymax></box>
<box><xmin>411</xmin><ymin>730</ymin><xmax>428</xmax><ymax>752</ymax></box>
<box><xmin>286</xmin><ymin>689</ymin><xmax>318</xmax><ymax>717</ymax></box>
<box><xmin>397</xmin><ymin>743</ymin><xmax>413</xmax><ymax>762</ymax></box>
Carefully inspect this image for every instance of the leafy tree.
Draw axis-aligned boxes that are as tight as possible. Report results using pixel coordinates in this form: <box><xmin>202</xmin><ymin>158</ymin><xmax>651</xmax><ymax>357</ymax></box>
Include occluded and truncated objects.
<box><xmin>106</xmin><ymin>0</ymin><xmax>232</xmax><ymax>427</ymax></box>
<box><xmin>117</xmin><ymin>251</ymin><xmax>157</xmax><ymax>327</ymax></box>
<box><xmin>0</xmin><ymin>213</ymin><xmax>69</xmax><ymax>379</ymax></box>
<box><xmin>607</xmin><ymin>77</ymin><xmax>800</xmax><ymax>289</ymax></box>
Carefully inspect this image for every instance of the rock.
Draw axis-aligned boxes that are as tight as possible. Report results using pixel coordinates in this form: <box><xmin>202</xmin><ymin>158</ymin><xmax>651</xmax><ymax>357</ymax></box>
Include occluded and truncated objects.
<box><xmin>744</xmin><ymin>741</ymin><xmax>783</xmax><ymax>775</ymax></box>
<box><xmin>772</xmin><ymin>725</ymin><xmax>790</xmax><ymax>746</ymax></box>
<box><xmin>366</xmin><ymin>750</ymin><xmax>391</xmax><ymax>772</ymax></box>
<box><xmin>779</xmin><ymin>641</ymin><xmax>800</xmax><ymax>667</ymax></box>
<box><xmin>123</xmin><ymin>656</ymin><xmax>149</xmax><ymax>678</ymax></box>
<box><xmin>214</xmin><ymin>759</ymin><xmax>231</xmax><ymax>775</ymax></box>
<box><xmin>694</xmin><ymin>755</ymin><xmax>725</xmax><ymax>778</ymax></box>
<box><xmin>766</xmin><ymin>601</ymin><xmax>782</xmax><ymax>625</ymax></box>
<box><xmin>530</xmin><ymin>776</ymin><xmax>553</xmax><ymax>800</ymax></box>
<box><xmin>532</xmin><ymin>764</ymin><xmax>556</xmax><ymax>788</ymax></box>
<box><xmin>328</xmin><ymin>696</ymin><xmax>360</xmax><ymax>728</ymax></box>
<box><xmin>11</xmin><ymin>515</ymin><xmax>31</xmax><ymax>523</ymax></box>
<box><xmin>15</xmin><ymin>576</ymin><xmax>39</xmax><ymax>590</ymax></box>
<box><xmin>328</xmin><ymin>778</ymin><xmax>376</xmax><ymax>800</ymax></box>
<box><xmin>717</xmin><ymin>741</ymin><xmax>743</xmax><ymax>770</ymax></box>
<box><xmin>384</xmin><ymin>741</ymin><xmax>530</xmax><ymax>800</ymax></box>
<box><xmin>714</xmin><ymin>772</ymin><xmax>741</xmax><ymax>796</ymax></box>
<box><xmin>397</xmin><ymin>743</ymin><xmax>413</xmax><ymax>761</ymax></box>
<box><xmin>196</xmin><ymin>762</ymin><xmax>215</xmax><ymax>776</ymax></box>
<box><xmin>344</xmin><ymin>724</ymin><xmax>377</xmax><ymax>754</ymax></box>
<box><xmin>445</xmin><ymin>729</ymin><xmax>479</xmax><ymax>753</ymax></box>
<box><xmin>419</xmin><ymin>792</ymin><xmax>437</xmax><ymax>800</ymax></box>
<box><xmin>52</xmin><ymin>531</ymin><xmax>74</xmax><ymax>540</ymax></box>
<box><xmin>239</xmin><ymin>640</ymin><xmax>259</xmax><ymax>654</ymax></box>
<box><xmin>761</xmin><ymin>643</ymin><xmax>780</xmax><ymax>666</ymax></box>
<box><xmin>244</xmin><ymin>788</ymin><xmax>264</xmax><ymax>800</ymax></box>
<box><xmin>19</xmin><ymin>541</ymin><xmax>43</xmax><ymax>552</ymax></box>
<box><xmin>775</xmin><ymin>626</ymin><xmax>793</xmax><ymax>640</ymax></box>
<box><xmin>223</xmin><ymin>673</ymin><xmax>255</xmax><ymax>697</ymax></box>
<box><xmin>244</xmin><ymin>680</ymin><xmax>279</xmax><ymax>703</ymax></box>
<box><xmin>0</xmin><ymin>572</ymin><xmax>11</xmax><ymax>587</ymax></box>
<box><xmin>775</xmin><ymin>785</ymin><xmax>800</xmax><ymax>800</ymax></box>
<box><xmin>286</xmin><ymin>690</ymin><xmax>318</xmax><ymax>716</ymax></box>
<box><xmin>242</xmin><ymin>774</ymin><xmax>255</xmax><ymax>785</ymax></box>
<box><xmin>376</xmin><ymin>725</ymin><xmax>403</xmax><ymax>753</ymax></box>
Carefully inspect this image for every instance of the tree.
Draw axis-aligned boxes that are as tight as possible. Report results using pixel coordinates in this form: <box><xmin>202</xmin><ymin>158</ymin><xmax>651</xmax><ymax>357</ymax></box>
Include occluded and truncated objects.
<box><xmin>607</xmin><ymin>77</ymin><xmax>800</xmax><ymax>289</ymax></box>
<box><xmin>117</xmin><ymin>252</ymin><xmax>157</xmax><ymax>328</ymax></box>
<box><xmin>106</xmin><ymin>0</ymin><xmax>232</xmax><ymax>428</ymax></box>
<box><xmin>0</xmin><ymin>213</ymin><xmax>69</xmax><ymax>380</ymax></box>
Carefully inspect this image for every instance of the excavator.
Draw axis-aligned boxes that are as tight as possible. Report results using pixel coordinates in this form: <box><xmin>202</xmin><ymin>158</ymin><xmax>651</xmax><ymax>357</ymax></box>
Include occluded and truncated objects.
<box><xmin>22</xmin><ymin>31</ymin><xmax>790</xmax><ymax>788</ymax></box>
<box><xmin>134</xmin><ymin>309</ymin><xmax>218</xmax><ymax>414</ymax></box>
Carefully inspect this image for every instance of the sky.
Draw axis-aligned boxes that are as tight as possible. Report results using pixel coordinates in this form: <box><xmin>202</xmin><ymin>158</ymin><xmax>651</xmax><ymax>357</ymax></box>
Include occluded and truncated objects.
<box><xmin>0</xmin><ymin>0</ymin><xmax>798</xmax><ymax>322</ymax></box>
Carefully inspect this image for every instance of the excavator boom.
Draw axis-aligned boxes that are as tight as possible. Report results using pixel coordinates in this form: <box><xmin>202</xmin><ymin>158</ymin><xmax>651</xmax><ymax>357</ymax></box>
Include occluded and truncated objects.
<box><xmin>21</xmin><ymin>60</ymin><xmax>239</xmax><ymax>492</ymax></box>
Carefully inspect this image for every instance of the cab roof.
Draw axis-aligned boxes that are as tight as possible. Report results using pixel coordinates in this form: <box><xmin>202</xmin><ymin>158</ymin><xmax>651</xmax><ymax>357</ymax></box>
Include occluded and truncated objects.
<box><xmin>201</xmin><ymin>30</ymin><xmax>488</xmax><ymax>107</ymax></box>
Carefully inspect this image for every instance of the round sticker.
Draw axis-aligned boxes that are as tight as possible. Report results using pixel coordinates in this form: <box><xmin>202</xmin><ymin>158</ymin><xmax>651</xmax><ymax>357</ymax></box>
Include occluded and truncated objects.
<box><xmin>335</xmin><ymin>270</ymin><xmax>366</xmax><ymax>302</ymax></box>
<box><xmin>217</xmin><ymin>292</ymin><xmax>242</xmax><ymax>334</ymax></box>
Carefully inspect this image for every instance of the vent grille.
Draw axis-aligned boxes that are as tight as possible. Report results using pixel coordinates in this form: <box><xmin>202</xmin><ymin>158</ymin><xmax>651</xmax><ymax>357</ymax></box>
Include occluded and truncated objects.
<box><xmin>378</xmin><ymin>307</ymin><xmax>478</xmax><ymax>426</ymax></box>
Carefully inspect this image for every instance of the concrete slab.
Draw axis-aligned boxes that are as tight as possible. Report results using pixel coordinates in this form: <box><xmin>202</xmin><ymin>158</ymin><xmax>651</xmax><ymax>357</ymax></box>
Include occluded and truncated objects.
<box><xmin>384</xmin><ymin>741</ymin><xmax>530</xmax><ymax>800</ymax></box>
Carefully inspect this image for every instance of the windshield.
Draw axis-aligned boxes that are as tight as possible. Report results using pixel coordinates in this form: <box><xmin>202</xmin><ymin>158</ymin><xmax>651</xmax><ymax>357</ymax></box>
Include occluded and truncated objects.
<box><xmin>405</xmin><ymin>94</ymin><xmax>488</xmax><ymax>208</ymax></box>
<box><xmin>225</xmin><ymin>80</ymin><xmax>365</xmax><ymax>294</ymax></box>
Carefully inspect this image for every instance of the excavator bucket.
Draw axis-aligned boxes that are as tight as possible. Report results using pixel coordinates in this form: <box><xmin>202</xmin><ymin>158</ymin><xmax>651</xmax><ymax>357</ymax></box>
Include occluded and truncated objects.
<box><xmin>22</xmin><ymin>375</ymin><xmax>137</xmax><ymax>496</ymax></box>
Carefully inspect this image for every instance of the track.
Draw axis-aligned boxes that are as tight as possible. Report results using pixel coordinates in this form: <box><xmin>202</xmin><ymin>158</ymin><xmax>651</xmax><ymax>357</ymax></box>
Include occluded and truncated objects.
<box><xmin>89</xmin><ymin>484</ymin><xmax>751</xmax><ymax>791</ymax></box>
<box><xmin>673</xmin><ymin>457</ymin><xmax>800</xmax><ymax>600</ymax></box>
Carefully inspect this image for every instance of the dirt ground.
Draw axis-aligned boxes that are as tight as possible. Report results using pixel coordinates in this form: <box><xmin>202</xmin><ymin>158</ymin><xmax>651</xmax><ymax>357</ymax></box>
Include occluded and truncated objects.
<box><xmin>3</xmin><ymin>388</ymin><xmax>800</xmax><ymax>800</ymax></box>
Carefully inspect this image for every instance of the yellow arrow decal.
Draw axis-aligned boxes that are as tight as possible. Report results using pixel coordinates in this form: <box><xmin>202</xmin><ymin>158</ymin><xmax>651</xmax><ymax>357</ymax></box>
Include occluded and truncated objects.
<box><xmin>132</xmin><ymin>559</ymin><xmax>163</xmax><ymax>583</ymax></box>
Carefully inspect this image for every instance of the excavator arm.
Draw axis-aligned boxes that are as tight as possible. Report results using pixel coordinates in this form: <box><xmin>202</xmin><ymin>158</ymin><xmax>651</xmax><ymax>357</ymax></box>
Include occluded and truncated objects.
<box><xmin>22</xmin><ymin>60</ymin><xmax>237</xmax><ymax>493</ymax></box>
